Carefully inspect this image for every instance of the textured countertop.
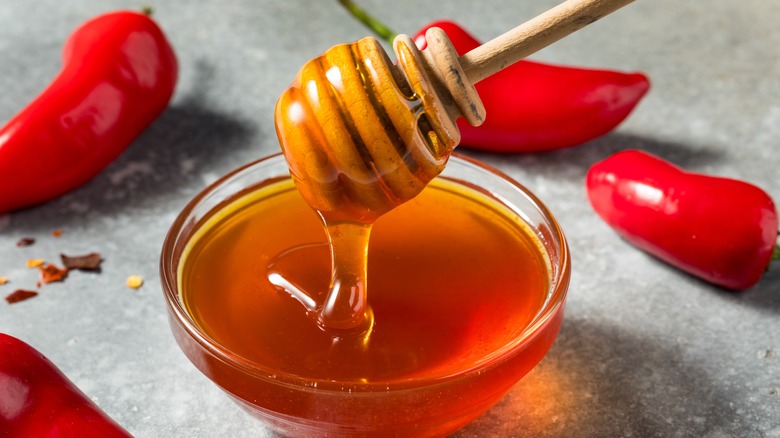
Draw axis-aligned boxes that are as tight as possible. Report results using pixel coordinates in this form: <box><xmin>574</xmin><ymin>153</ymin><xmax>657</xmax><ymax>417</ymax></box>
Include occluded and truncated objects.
<box><xmin>1</xmin><ymin>1</ymin><xmax>778</xmax><ymax>436</ymax></box>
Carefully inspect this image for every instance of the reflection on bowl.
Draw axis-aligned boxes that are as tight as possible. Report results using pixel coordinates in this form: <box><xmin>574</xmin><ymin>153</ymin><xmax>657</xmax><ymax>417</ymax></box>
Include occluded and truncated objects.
<box><xmin>160</xmin><ymin>153</ymin><xmax>570</xmax><ymax>437</ymax></box>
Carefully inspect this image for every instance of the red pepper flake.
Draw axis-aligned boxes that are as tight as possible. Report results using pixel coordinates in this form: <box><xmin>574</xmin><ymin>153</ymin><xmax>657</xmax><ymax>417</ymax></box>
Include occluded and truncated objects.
<box><xmin>26</xmin><ymin>259</ymin><xmax>45</xmax><ymax>268</ymax></box>
<box><xmin>39</xmin><ymin>264</ymin><xmax>68</xmax><ymax>284</ymax></box>
<box><xmin>16</xmin><ymin>237</ymin><xmax>36</xmax><ymax>247</ymax></box>
<box><xmin>60</xmin><ymin>252</ymin><xmax>102</xmax><ymax>271</ymax></box>
<box><xmin>5</xmin><ymin>289</ymin><xmax>38</xmax><ymax>304</ymax></box>
<box><xmin>52</xmin><ymin>229</ymin><xmax>63</xmax><ymax>238</ymax></box>
<box><xmin>0</xmin><ymin>276</ymin><xmax>8</xmax><ymax>285</ymax></box>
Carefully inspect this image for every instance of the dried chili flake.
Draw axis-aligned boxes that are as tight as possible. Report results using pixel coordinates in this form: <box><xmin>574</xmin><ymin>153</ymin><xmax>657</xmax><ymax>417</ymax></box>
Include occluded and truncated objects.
<box><xmin>5</xmin><ymin>289</ymin><xmax>38</xmax><ymax>304</ymax></box>
<box><xmin>0</xmin><ymin>277</ymin><xmax>8</xmax><ymax>285</ymax></box>
<box><xmin>26</xmin><ymin>259</ymin><xmax>45</xmax><ymax>268</ymax></box>
<box><xmin>126</xmin><ymin>275</ymin><xmax>144</xmax><ymax>289</ymax></box>
<box><xmin>52</xmin><ymin>229</ymin><xmax>63</xmax><ymax>237</ymax></box>
<box><xmin>16</xmin><ymin>237</ymin><xmax>36</xmax><ymax>247</ymax></box>
<box><xmin>60</xmin><ymin>252</ymin><xmax>102</xmax><ymax>271</ymax></box>
<box><xmin>39</xmin><ymin>264</ymin><xmax>68</xmax><ymax>284</ymax></box>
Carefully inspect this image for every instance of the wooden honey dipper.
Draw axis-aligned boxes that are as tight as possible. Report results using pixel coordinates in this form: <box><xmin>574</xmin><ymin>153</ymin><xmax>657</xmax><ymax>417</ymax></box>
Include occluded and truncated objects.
<box><xmin>275</xmin><ymin>0</ymin><xmax>634</xmax><ymax>224</ymax></box>
<box><xmin>273</xmin><ymin>0</ymin><xmax>635</xmax><ymax>331</ymax></box>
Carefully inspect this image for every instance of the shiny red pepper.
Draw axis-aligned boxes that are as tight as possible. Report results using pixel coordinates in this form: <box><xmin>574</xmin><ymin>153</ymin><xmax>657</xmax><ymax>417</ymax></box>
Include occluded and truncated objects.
<box><xmin>413</xmin><ymin>21</ymin><xmax>650</xmax><ymax>152</ymax></box>
<box><xmin>0</xmin><ymin>10</ymin><xmax>178</xmax><ymax>214</ymax></box>
<box><xmin>586</xmin><ymin>149</ymin><xmax>779</xmax><ymax>290</ymax></box>
<box><xmin>336</xmin><ymin>1</ymin><xmax>650</xmax><ymax>153</ymax></box>
<box><xmin>0</xmin><ymin>333</ymin><xmax>131</xmax><ymax>437</ymax></box>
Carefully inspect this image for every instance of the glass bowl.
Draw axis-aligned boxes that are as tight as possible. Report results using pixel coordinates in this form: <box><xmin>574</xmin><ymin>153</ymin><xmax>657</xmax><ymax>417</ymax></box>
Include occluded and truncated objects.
<box><xmin>160</xmin><ymin>153</ymin><xmax>570</xmax><ymax>437</ymax></box>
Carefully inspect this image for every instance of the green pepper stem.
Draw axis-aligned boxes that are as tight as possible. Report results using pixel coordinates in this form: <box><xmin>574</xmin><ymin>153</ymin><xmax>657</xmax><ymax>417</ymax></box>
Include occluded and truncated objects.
<box><xmin>337</xmin><ymin>0</ymin><xmax>398</xmax><ymax>44</ymax></box>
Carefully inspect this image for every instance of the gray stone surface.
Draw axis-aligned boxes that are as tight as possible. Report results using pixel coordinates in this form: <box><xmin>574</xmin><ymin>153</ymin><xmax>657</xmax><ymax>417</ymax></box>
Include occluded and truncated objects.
<box><xmin>0</xmin><ymin>0</ymin><xmax>778</xmax><ymax>436</ymax></box>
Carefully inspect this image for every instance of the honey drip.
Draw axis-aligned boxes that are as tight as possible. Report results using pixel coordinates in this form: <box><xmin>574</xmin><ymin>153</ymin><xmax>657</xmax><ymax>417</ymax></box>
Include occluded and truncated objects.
<box><xmin>318</xmin><ymin>220</ymin><xmax>371</xmax><ymax>330</ymax></box>
<box><xmin>273</xmin><ymin>36</ymin><xmax>470</xmax><ymax>332</ymax></box>
<box><xmin>268</xmin><ymin>219</ymin><xmax>374</xmax><ymax>334</ymax></box>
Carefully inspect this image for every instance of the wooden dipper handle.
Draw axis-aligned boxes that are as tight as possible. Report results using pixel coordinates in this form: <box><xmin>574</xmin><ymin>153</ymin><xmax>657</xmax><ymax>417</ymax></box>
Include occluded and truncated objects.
<box><xmin>461</xmin><ymin>0</ymin><xmax>635</xmax><ymax>84</ymax></box>
<box><xmin>413</xmin><ymin>0</ymin><xmax>635</xmax><ymax>127</ymax></box>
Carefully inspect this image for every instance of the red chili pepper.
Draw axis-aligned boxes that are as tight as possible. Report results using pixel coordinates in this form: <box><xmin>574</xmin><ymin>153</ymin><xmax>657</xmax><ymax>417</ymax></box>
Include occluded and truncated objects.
<box><xmin>0</xmin><ymin>333</ymin><xmax>131</xmax><ymax>437</ymax></box>
<box><xmin>414</xmin><ymin>21</ymin><xmax>650</xmax><ymax>152</ymax></box>
<box><xmin>0</xmin><ymin>10</ymin><xmax>178</xmax><ymax>214</ymax></box>
<box><xmin>586</xmin><ymin>149</ymin><xmax>779</xmax><ymax>290</ymax></box>
<box><xmin>336</xmin><ymin>1</ymin><xmax>650</xmax><ymax>153</ymax></box>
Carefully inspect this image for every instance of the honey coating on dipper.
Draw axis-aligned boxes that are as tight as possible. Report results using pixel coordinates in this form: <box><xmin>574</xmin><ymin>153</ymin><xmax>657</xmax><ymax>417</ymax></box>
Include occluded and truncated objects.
<box><xmin>275</xmin><ymin>36</ymin><xmax>460</xmax><ymax>224</ymax></box>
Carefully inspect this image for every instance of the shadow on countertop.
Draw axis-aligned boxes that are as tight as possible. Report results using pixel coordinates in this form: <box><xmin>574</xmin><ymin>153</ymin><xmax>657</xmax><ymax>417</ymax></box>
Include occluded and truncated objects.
<box><xmin>454</xmin><ymin>317</ymin><xmax>751</xmax><ymax>438</ymax></box>
<box><xmin>715</xmin><ymin>268</ymin><xmax>780</xmax><ymax>314</ymax></box>
<box><xmin>604</xmin><ymin>240</ymin><xmax>780</xmax><ymax>314</ymax></box>
<box><xmin>460</xmin><ymin>130</ymin><xmax>727</xmax><ymax>185</ymax></box>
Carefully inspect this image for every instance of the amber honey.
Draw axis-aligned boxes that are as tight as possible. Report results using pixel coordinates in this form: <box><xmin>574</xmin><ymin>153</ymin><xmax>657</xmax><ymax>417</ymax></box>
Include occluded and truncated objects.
<box><xmin>179</xmin><ymin>176</ymin><xmax>550</xmax><ymax>383</ymax></box>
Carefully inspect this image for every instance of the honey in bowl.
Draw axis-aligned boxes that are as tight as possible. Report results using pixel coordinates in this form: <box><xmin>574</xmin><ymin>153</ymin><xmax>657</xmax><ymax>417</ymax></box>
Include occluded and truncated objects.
<box><xmin>161</xmin><ymin>154</ymin><xmax>570</xmax><ymax>437</ymax></box>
